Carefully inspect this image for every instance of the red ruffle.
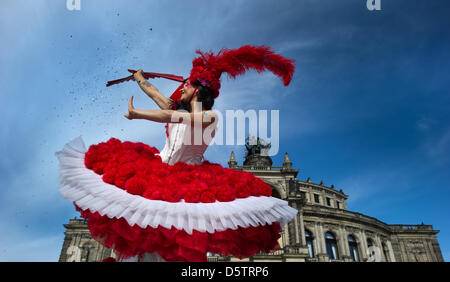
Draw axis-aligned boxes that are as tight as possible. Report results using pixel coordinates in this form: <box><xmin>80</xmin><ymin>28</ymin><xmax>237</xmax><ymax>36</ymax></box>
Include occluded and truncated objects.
<box><xmin>76</xmin><ymin>205</ymin><xmax>282</xmax><ymax>262</ymax></box>
<box><xmin>84</xmin><ymin>138</ymin><xmax>273</xmax><ymax>203</ymax></box>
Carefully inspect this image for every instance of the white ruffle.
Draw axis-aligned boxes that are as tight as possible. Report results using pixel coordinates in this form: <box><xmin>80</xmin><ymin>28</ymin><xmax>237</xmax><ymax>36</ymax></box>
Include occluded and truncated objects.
<box><xmin>55</xmin><ymin>136</ymin><xmax>298</xmax><ymax>235</ymax></box>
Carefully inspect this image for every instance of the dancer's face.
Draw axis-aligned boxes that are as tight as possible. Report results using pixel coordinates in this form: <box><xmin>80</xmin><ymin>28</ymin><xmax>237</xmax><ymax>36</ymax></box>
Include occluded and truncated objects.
<box><xmin>180</xmin><ymin>80</ymin><xmax>197</xmax><ymax>103</ymax></box>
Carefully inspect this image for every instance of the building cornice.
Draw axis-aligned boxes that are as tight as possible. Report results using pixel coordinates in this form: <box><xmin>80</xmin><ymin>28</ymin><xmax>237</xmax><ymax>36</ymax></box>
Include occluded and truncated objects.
<box><xmin>302</xmin><ymin>205</ymin><xmax>440</xmax><ymax>236</ymax></box>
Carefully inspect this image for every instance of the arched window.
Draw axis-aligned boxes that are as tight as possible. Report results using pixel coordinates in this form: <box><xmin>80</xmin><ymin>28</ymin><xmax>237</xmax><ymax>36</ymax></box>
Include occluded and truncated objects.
<box><xmin>325</xmin><ymin>232</ymin><xmax>339</xmax><ymax>260</ymax></box>
<box><xmin>305</xmin><ymin>230</ymin><xmax>315</xmax><ymax>258</ymax></box>
<box><xmin>348</xmin><ymin>235</ymin><xmax>359</xmax><ymax>262</ymax></box>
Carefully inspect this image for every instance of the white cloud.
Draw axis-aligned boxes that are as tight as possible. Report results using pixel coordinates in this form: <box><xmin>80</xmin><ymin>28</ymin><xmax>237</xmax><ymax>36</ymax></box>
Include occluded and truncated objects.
<box><xmin>416</xmin><ymin>116</ymin><xmax>437</xmax><ymax>132</ymax></box>
<box><xmin>277</xmin><ymin>38</ymin><xmax>324</xmax><ymax>53</ymax></box>
<box><xmin>425</xmin><ymin>128</ymin><xmax>450</xmax><ymax>161</ymax></box>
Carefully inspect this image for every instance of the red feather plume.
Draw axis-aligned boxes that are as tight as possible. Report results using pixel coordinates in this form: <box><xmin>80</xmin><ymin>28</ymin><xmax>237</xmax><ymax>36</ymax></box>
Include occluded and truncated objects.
<box><xmin>189</xmin><ymin>45</ymin><xmax>295</xmax><ymax>97</ymax></box>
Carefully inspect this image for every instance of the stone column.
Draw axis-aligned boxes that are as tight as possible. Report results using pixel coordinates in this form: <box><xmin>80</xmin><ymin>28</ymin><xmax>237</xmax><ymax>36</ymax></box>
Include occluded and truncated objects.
<box><xmin>292</xmin><ymin>202</ymin><xmax>301</xmax><ymax>245</ymax></box>
<box><xmin>375</xmin><ymin>236</ymin><xmax>384</xmax><ymax>262</ymax></box>
<box><xmin>320</xmin><ymin>191</ymin><xmax>326</xmax><ymax>205</ymax></box>
<box><xmin>399</xmin><ymin>240</ymin><xmax>409</xmax><ymax>262</ymax></box>
<box><xmin>318</xmin><ymin>224</ymin><xmax>326</xmax><ymax>252</ymax></box>
<box><xmin>339</xmin><ymin>226</ymin><xmax>350</xmax><ymax>261</ymax></box>
<box><xmin>305</xmin><ymin>192</ymin><xmax>310</xmax><ymax>203</ymax></box>
<box><xmin>283</xmin><ymin>223</ymin><xmax>289</xmax><ymax>247</ymax></box>
<box><xmin>298</xmin><ymin>210</ymin><xmax>306</xmax><ymax>246</ymax></box>
<box><xmin>425</xmin><ymin>240</ymin><xmax>434</xmax><ymax>262</ymax></box>
<box><xmin>318</xmin><ymin>223</ymin><xmax>328</xmax><ymax>261</ymax></box>
<box><xmin>313</xmin><ymin>223</ymin><xmax>321</xmax><ymax>258</ymax></box>
<box><xmin>426</xmin><ymin>240</ymin><xmax>437</xmax><ymax>262</ymax></box>
<box><xmin>74</xmin><ymin>234</ymin><xmax>83</xmax><ymax>261</ymax></box>
<box><xmin>386</xmin><ymin>240</ymin><xmax>396</xmax><ymax>262</ymax></box>
<box><xmin>359</xmin><ymin>231</ymin><xmax>368</xmax><ymax>261</ymax></box>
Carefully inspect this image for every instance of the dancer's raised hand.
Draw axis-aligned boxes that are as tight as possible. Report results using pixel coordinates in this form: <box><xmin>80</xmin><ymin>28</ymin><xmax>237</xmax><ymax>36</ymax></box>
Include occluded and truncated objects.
<box><xmin>124</xmin><ymin>96</ymin><xmax>136</xmax><ymax>120</ymax></box>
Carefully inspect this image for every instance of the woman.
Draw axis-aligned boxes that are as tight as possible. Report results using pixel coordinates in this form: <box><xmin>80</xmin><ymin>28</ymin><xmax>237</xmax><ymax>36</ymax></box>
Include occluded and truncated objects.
<box><xmin>56</xmin><ymin>45</ymin><xmax>297</xmax><ymax>262</ymax></box>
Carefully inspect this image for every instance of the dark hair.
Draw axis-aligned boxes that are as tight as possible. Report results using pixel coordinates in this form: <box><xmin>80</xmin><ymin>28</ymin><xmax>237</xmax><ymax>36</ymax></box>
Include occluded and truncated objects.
<box><xmin>173</xmin><ymin>84</ymin><xmax>215</xmax><ymax>112</ymax></box>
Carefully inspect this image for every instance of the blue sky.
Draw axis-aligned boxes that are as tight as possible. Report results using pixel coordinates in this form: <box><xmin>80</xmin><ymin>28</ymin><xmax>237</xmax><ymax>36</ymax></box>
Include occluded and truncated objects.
<box><xmin>0</xmin><ymin>0</ymin><xmax>449</xmax><ymax>261</ymax></box>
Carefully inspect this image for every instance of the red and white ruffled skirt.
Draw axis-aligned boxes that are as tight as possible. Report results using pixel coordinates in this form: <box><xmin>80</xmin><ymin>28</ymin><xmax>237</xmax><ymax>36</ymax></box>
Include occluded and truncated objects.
<box><xmin>56</xmin><ymin>136</ymin><xmax>298</xmax><ymax>262</ymax></box>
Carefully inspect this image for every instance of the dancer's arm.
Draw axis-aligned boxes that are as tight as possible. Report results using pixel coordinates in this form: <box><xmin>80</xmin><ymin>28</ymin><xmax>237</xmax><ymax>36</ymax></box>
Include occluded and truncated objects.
<box><xmin>124</xmin><ymin>96</ymin><xmax>217</xmax><ymax>127</ymax></box>
<box><xmin>133</xmin><ymin>69</ymin><xmax>173</xmax><ymax>110</ymax></box>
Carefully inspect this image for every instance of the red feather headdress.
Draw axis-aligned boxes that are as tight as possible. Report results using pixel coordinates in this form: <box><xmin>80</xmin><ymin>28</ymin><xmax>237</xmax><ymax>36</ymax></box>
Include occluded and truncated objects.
<box><xmin>188</xmin><ymin>45</ymin><xmax>295</xmax><ymax>99</ymax></box>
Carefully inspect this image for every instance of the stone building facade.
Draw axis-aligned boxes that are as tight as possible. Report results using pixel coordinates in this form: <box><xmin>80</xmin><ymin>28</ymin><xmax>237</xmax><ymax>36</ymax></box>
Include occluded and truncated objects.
<box><xmin>59</xmin><ymin>139</ymin><xmax>444</xmax><ymax>262</ymax></box>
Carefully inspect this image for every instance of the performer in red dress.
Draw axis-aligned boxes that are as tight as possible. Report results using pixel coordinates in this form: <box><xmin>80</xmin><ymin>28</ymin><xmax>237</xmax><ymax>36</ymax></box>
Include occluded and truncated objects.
<box><xmin>56</xmin><ymin>45</ymin><xmax>297</xmax><ymax>262</ymax></box>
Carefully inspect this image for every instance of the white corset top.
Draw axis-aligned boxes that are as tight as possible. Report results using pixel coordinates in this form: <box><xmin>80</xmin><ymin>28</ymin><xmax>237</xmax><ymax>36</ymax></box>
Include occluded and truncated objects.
<box><xmin>157</xmin><ymin>123</ymin><xmax>216</xmax><ymax>165</ymax></box>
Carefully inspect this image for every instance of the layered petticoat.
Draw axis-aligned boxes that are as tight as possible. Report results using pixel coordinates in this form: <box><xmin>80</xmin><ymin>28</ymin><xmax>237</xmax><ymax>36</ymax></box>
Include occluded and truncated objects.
<box><xmin>56</xmin><ymin>136</ymin><xmax>298</xmax><ymax>262</ymax></box>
